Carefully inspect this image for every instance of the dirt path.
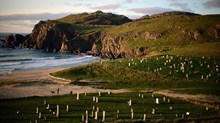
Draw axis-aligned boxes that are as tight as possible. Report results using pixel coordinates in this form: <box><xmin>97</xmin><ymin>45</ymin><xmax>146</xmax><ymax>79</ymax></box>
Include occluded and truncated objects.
<box><xmin>158</xmin><ymin>90</ymin><xmax>220</xmax><ymax>110</ymax></box>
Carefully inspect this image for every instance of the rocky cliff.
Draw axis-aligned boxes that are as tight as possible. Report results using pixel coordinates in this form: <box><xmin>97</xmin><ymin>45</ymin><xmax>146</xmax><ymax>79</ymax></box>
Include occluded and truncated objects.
<box><xmin>91</xmin><ymin>32</ymin><xmax>150</xmax><ymax>59</ymax></box>
<box><xmin>2</xmin><ymin>11</ymin><xmax>131</xmax><ymax>55</ymax></box>
<box><xmin>24</xmin><ymin>20</ymin><xmax>101</xmax><ymax>53</ymax></box>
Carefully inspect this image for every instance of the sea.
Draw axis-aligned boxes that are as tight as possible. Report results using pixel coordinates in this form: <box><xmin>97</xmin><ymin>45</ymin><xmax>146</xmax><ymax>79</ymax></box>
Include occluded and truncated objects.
<box><xmin>0</xmin><ymin>33</ymin><xmax>100</xmax><ymax>75</ymax></box>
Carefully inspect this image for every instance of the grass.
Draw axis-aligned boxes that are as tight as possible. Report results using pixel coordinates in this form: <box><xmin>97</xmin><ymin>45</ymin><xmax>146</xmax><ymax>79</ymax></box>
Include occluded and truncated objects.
<box><xmin>167</xmin><ymin>42</ymin><xmax>220</xmax><ymax>57</ymax></box>
<box><xmin>52</xmin><ymin>55</ymin><xmax>220</xmax><ymax>95</ymax></box>
<box><xmin>171</xmin><ymin>88</ymin><xmax>220</xmax><ymax>96</ymax></box>
<box><xmin>0</xmin><ymin>92</ymin><xmax>219</xmax><ymax>123</ymax></box>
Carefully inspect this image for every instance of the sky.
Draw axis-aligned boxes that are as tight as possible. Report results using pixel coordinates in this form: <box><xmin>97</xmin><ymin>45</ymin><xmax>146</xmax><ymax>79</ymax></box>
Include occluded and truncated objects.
<box><xmin>0</xmin><ymin>0</ymin><xmax>220</xmax><ymax>33</ymax></box>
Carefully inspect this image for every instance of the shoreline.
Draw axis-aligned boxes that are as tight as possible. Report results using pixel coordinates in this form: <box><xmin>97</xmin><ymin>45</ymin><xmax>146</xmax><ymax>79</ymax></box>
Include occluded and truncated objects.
<box><xmin>0</xmin><ymin>68</ymin><xmax>67</xmax><ymax>83</ymax></box>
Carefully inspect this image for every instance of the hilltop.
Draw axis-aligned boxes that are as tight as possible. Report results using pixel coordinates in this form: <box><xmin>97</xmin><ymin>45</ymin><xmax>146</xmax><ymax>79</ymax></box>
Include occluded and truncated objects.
<box><xmin>57</xmin><ymin>10</ymin><xmax>132</xmax><ymax>25</ymax></box>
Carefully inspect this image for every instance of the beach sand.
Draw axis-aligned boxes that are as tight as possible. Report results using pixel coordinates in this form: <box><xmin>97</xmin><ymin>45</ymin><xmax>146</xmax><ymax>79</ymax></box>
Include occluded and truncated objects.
<box><xmin>0</xmin><ymin>68</ymin><xmax>128</xmax><ymax>99</ymax></box>
<box><xmin>0</xmin><ymin>68</ymin><xmax>65</xmax><ymax>82</ymax></box>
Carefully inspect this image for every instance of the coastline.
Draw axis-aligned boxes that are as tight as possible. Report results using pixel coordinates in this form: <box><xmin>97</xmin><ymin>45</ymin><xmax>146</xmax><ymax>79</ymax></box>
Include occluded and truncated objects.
<box><xmin>0</xmin><ymin>68</ymin><xmax>67</xmax><ymax>83</ymax></box>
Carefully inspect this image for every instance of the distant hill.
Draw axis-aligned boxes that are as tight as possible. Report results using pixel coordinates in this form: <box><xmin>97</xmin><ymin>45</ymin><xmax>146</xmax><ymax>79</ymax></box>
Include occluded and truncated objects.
<box><xmin>57</xmin><ymin>10</ymin><xmax>132</xmax><ymax>25</ymax></box>
<box><xmin>136</xmin><ymin>11</ymin><xmax>200</xmax><ymax>21</ymax></box>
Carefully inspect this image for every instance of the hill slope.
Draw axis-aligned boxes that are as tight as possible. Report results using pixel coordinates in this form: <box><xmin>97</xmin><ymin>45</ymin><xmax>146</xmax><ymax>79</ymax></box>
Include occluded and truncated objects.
<box><xmin>91</xmin><ymin>12</ymin><xmax>220</xmax><ymax>58</ymax></box>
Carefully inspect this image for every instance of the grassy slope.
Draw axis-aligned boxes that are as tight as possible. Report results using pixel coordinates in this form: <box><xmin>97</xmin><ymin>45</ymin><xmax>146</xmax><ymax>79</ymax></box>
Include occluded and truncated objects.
<box><xmin>57</xmin><ymin>23</ymin><xmax>104</xmax><ymax>37</ymax></box>
<box><xmin>0</xmin><ymin>92</ymin><xmax>219</xmax><ymax>123</ymax></box>
<box><xmin>105</xmin><ymin>14</ymin><xmax>220</xmax><ymax>56</ymax></box>
<box><xmin>52</xmin><ymin>55</ymin><xmax>220</xmax><ymax>95</ymax></box>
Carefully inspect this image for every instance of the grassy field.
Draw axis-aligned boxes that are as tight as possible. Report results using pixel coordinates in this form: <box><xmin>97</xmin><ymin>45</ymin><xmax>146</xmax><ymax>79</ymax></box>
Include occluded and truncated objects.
<box><xmin>52</xmin><ymin>55</ymin><xmax>220</xmax><ymax>95</ymax></box>
<box><xmin>0</xmin><ymin>92</ymin><xmax>219</xmax><ymax>123</ymax></box>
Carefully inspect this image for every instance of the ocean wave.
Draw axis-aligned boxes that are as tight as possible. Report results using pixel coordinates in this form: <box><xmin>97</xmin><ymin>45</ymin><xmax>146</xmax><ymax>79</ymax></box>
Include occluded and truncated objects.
<box><xmin>0</xmin><ymin>62</ymin><xmax>21</xmax><ymax>66</ymax></box>
<box><xmin>0</xmin><ymin>47</ymin><xmax>100</xmax><ymax>74</ymax></box>
<box><xmin>0</xmin><ymin>68</ymin><xmax>14</xmax><ymax>74</ymax></box>
<box><xmin>0</xmin><ymin>58</ymin><xmax>32</xmax><ymax>63</ymax></box>
<box><xmin>33</xmin><ymin>57</ymin><xmax>55</xmax><ymax>60</ymax></box>
<box><xmin>0</xmin><ymin>54</ymin><xmax>16</xmax><ymax>57</ymax></box>
<box><xmin>16</xmin><ymin>55</ymin><xmax>99</xmax><ymax>70</ymax></box>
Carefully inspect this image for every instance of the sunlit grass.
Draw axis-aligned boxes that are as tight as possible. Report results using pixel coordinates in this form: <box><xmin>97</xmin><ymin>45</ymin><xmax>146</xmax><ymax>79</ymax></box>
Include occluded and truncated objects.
<box><xmin>0</xmin><ymin>92</ymin><xmax>219</xmax><ymax>123</ymax></box>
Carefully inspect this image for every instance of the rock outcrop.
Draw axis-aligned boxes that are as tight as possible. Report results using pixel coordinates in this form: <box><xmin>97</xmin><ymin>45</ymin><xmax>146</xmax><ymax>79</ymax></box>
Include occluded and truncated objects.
<box><xmin>2</xmin><ymin>34</ymin><xmax>27</xmax><ymax>48</ymax></box>
<box><xmin>24</xmin><ymin>20</ymin><xmax>100</xmax><ymax>53</ymax></box>
<box><xmin>24</xmin><ymin>20</ymin><xmax>75</xmax><ymax>52</ymax></box>
<box><xmin>91</xmin><ymin>33</ymin><xmax>148</xmax><ymax>59</ymax></box>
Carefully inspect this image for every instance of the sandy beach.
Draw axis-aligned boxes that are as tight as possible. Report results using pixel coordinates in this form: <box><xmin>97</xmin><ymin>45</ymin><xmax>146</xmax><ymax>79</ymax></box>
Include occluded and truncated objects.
<box><xmin>0</xmin><ymin>68</ymin><xmax>65</xmax><ymax>82</ymax></box>
<box><xmin>0</xmin><ymin>68</ymin><xmax>129</xmax><ymax>99</ymax></box>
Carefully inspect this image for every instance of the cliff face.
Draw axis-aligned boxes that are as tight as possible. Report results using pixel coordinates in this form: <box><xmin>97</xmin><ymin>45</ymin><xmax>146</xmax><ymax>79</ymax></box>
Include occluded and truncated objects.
<box><xmin>22</xmin><ymin>19</ymin><xmax>148</xmax><ymax>58</ymax></box>
<box><xmin>91</xmin><ymin>33</ymin><xmax>149</xmax><ymax>59</ymax></box>
<box><xmin>25</xmin><ymin>20</ymin><xmax>74</xmax><ymax>52</ymax></box>
<box><xmin>24</xmin><ymin>20</ymin><xmax>100</xmax><ymax>53</ymax></box>
<box><xmin>6</xmin><ymin>11</ymin><xmax>131</xmax><ymax>54</ymax></box>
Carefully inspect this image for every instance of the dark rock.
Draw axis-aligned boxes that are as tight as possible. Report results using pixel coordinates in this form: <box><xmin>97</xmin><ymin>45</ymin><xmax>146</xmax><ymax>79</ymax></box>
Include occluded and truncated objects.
<box><xmin>14</xmin><ymin>34</ymin><xmax>25</xmax><ymax>46</ymax></box>
<box><xmin>3</xmin><ymin>34</ymin><xmax>15</xmax><ymax>48</ymax></box>
<box><xmin>60</xmin><ymin>35</ymin><xmax>70</xmax><ymax>53</ymax></box>
<box><xmin>2</xmin><ymin>34</ymin><xmax>26</xmax><ymax>48</ymax></box>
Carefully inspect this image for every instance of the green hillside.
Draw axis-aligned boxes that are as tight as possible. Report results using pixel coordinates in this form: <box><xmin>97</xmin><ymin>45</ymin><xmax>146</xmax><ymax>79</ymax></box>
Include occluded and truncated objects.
<box><xmin>98</xmin><ymin>12</ymin><xmax>220</xmax><ymax>57</ymax></box>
